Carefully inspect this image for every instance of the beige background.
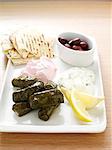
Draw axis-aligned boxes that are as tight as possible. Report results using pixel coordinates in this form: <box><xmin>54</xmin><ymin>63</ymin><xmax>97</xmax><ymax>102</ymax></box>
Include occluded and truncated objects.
<box><xmin>0</xmin><ymin>1</ymin><xmax>112</xmax><ymax>150</ymax></box>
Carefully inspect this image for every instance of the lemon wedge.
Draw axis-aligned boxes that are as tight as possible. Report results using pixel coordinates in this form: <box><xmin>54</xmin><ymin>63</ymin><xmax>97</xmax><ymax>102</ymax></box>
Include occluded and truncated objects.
<box><xmin>59</xmin><ymin>86</ymin><xmax>104</xmax><ymax>122</ymax></box>
<box><xmin>73</xmin><ymin>89</ymin><xmax>104</xmax><ymax>109</ymax></box>
<box><xmin>70</xmin><ymin>91</ymin><xmax>92</xmax><ymax>122</ymax></box>
<box><xmin>59</xmin><ymin>86</ymin><xmax>92</xmax><ymax>122</ymax></box>
<box><xmin>59</xmin><ymin>86</ymin><xmax>104</xmax><ymax>109</ymax></box>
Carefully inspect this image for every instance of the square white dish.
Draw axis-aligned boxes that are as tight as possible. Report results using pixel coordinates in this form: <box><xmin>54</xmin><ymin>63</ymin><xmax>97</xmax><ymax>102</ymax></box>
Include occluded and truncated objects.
<box><xmin>0</xmin><ymin>49</ymin><xmax>106</xmax><ymax>133</ymax></box>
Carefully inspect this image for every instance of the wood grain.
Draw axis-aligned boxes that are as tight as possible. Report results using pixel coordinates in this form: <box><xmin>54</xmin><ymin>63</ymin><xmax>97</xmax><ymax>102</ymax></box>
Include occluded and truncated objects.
<box><xmin>0</xmin><ymin>1</ymin><xmax>112</xmax><ymax>150</ymax></box>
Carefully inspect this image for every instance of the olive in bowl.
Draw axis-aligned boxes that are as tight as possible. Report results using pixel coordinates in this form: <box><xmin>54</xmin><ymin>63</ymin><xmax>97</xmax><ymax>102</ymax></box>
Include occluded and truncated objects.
<box><xmin>56</xmin><ymin>32</ymin><xmax>96</xmax><ymax>66</ymax></box>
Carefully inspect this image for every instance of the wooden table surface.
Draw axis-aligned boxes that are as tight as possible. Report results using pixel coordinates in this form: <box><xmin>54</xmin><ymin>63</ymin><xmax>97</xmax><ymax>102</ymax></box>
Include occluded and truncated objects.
<box><xmin>0</xmin><ymin>1</ymin><xmax>112</xmax><ymax>150</ymax></box>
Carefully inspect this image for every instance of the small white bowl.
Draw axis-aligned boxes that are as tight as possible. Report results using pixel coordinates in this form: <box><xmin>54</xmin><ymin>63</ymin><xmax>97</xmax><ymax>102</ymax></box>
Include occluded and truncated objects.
<box><xmin>56</xmin><ymin>32</ymin><xmax>96</xmax><ymax>66</ymax></box>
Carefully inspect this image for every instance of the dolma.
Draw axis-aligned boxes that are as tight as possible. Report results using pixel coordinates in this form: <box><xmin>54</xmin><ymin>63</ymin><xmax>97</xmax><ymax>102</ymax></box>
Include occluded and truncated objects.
<box><xmin>13</xmin><ymin>81</ymin><xmax>44</xmax><ymax>102</ymax></box>
<box><xmin>29</xmin><ymin>89</ymin><xmax>64</xmax><ymax>110</ymax></box>
<box><xmin>12</xmin><ymin>75</ymin><xmax>38</xmax><ymax>88</ymax></box>
<box><xmin>38</xmin><ymin>106</ymin><xmax>55</xmax><ymax>121</ymax></box>
<box><xmin>12</xmin><ymin>102</ymin><xmax>32</xmax><ymax>117</ymax></box>
<box><xmin>44</xmin><ymin>81</ymin><xmax>57</xmax><ymax>90</ymax></box>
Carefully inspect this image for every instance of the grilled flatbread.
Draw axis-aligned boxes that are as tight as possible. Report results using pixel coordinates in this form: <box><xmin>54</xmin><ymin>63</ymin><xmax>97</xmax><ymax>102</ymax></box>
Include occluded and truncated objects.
<box><xmin>4</xmin><ymin>48</ymin><xmax>40</xmax><ymax>65</ymax></box>
<box><xmin>10</xmin><ymin>28</ymin><xmax>54</xmax><ymax>59</ymax></box>
<box><xmin>1</xmin><ymin>38</ymin><xmax>14</xmax><ymax>51</ymax></box>
<box><xmin>1</xmin><ymin>28</ymin><xmax>54</xmax><ymax>65</ymax></box>
<box><xmin>11</xmin><ymin>58</ymin><xmax>35</xmax><ymax>65</ymax></box>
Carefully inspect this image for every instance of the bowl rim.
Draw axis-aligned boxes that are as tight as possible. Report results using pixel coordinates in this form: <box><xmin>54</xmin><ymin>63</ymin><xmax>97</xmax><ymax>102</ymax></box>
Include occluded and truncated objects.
<box><xmin>57</xmin><ymin>32</ymin><xmax>96</xmax><ymax>54</ymax></box>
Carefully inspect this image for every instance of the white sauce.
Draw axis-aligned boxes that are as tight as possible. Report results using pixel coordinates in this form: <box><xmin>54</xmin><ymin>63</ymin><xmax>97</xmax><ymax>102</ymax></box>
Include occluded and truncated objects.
<box><xmin>57</xmin><ymin>67</ymin><xmax>96</xmax><ymax>94</ymax></box>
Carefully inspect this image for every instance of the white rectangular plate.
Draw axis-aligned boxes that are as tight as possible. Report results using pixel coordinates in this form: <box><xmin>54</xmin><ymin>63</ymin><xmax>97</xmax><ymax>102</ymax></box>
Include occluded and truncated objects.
<box><xmin>0</xmin><ymin>50</ymin><xmax>106</xmax><ymax>133</ymax></box>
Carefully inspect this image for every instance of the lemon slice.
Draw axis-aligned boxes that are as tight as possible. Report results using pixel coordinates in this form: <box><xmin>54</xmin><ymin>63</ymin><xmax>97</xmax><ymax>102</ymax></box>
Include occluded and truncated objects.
<box><xmin>59</xmin><ymin>86</ymin><xmax>104</xmax><ymax>109</ymax></box>
<box><xmin>73</xmin><ymin>89</ymin><xmax>104</xmax><ymax>109</ymax></box>
<box><xmin>70</xmin><ymin>90</ymin><xmax>92</xmax><ymax>122</ymax></box>
<box><xmin>59</xmin><ymin>86</ymin><xmax>104</xmax><ymax>122</ymax></box>
<box><xmin>59</xmin><ymin>86</ymin><xmax>92</xmax><ymax>122</ymax></box>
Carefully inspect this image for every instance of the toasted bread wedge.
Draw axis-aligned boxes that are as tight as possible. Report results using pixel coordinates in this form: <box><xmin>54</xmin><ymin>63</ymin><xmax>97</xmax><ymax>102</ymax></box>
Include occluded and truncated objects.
<box><xmin>2</xmin><ymin>28</ymin><xmax>54</xmax><ymax>65</ymax></box>
<box><xmin>10</xmin><ymin>28</ymin><xmax>54</xmax><ymax>59</ymax></box>
<box><xmin>1</xmin><ymin>38</ymin><xmax>14</xmax><ymax>51</ymax></box>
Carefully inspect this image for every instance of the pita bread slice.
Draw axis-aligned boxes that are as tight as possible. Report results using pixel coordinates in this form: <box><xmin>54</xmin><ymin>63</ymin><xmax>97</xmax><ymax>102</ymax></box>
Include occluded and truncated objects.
<box><xmin>10</xmin><ymin>29</ymin><xmax>27</xmax><ymax>58</ymax></box>
<box><xmin>4</xmin><ymin>49</ymin><xmax>21</xmax><ymax>59</ymax></box>
<box><xmin>1</xmin><ymin>38</ymin><xmax>14</xmax><ymax>51</ymax></box>
<box><xmin>4</xmin><ymin>49</ymin><xmax>39</xmax><ymax>65</ymax></box>
<box><xmin>11</xmin><ymin>57</ymin><xmax>33</xmax><ymax>65</ymax></box>
<box><xmin>10</xmin><ymin>28</ymin><xmax>44</xmax><ymax>58</ymax></box>
<box><xmin>10</xmin><ymin>27</ymin><xmax>55</xmax><ymax>59</ymax></box>
<box><xmin>44</xmin><ymin>40</ymin><xmax>54</xmax><ymax>58</ymax></box>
